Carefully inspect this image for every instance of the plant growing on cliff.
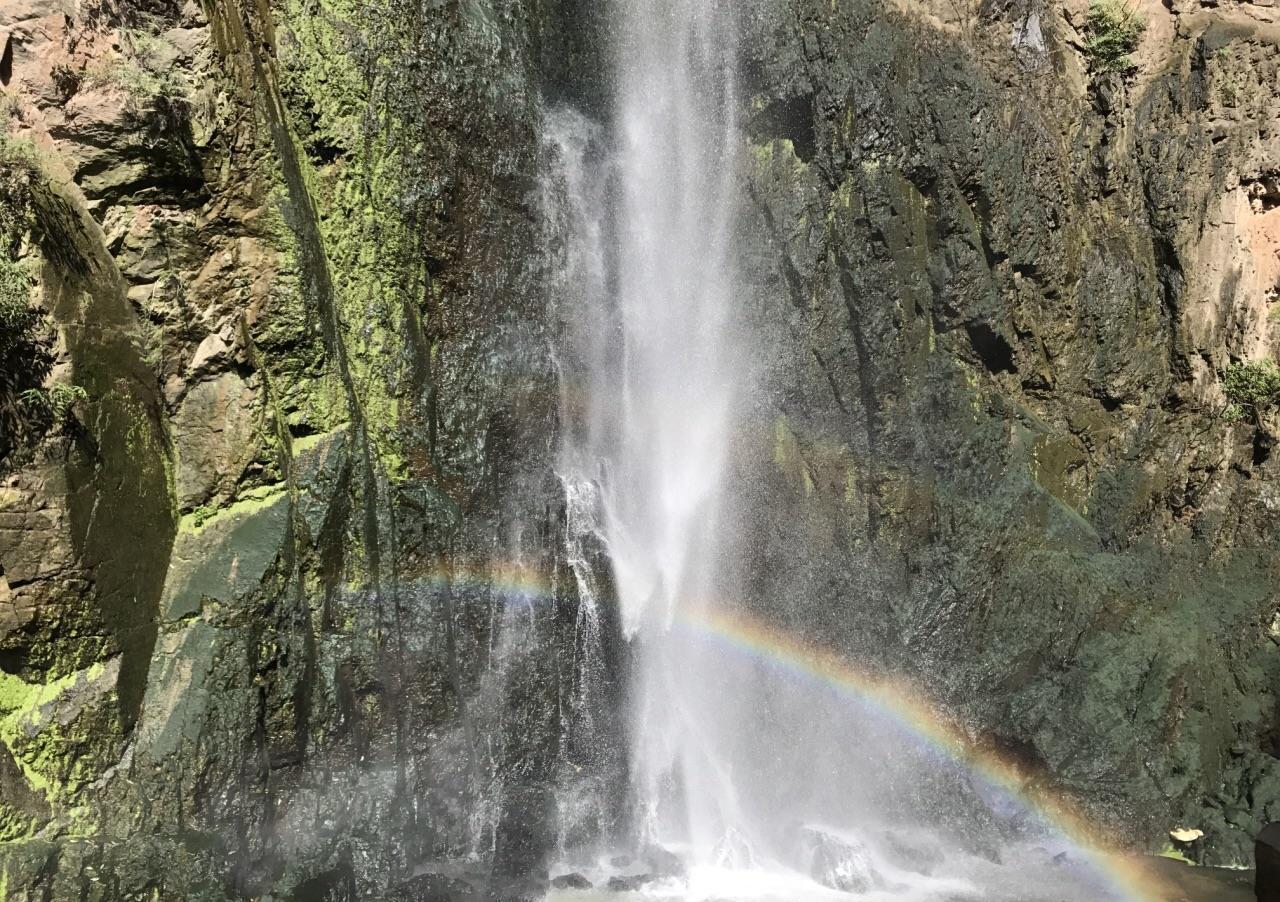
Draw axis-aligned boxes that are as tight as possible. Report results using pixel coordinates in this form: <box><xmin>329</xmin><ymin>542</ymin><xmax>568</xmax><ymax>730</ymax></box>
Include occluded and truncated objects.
<box><xmin>0</xmin><ymin>264</ymin><xmax>58</xmax><ymax>461</ymax></box>
<box><xmin>1223</xmin><ymin>360</ymin><xmax>1280</xmax><ymax>424</ymax></box>
<box><xmin>944</xmin><ymin>0</ymin><xmax>981</xmax><ymax>41</ymax></box>
<box><xmin>0</xmin><ymin>259</ymin><xmax>40</xmax><ymax>347</ymax></box>
<box><xmin>19</xmin><ymin>384</ymin><xmax>88</xmax><ymax>422</ymax></box>
<box><xmin>0</xmin><ymin>144</ymin><xmax>80</xmax><ymax>463</ymax></box>
<box><xmin>85</xmin><ymin>56</ymin><xmax>189</xmax><ymax>108</ymax></box>
<box><xmin>83</xmin><ymin>31</ymin><xmax>191</xmax><ymax>130</ymax></box>
<box><xmin>1083</xmin><ymin>0</ymin><xmax>1146</xmax><ymax>73</ymax></box>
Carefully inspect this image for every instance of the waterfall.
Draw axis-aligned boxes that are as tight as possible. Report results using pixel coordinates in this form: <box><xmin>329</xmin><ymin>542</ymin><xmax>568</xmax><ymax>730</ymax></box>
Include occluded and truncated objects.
<box><xmin>547</xmin><ymin>0</ymin><xmax>746</xmax><ymax>865</ymax></box>
<box><xmin>540</xmin><ymin>2</ymin><xmax>1139</xmax><ymax>899</ymax></box>
<box><xmin>608</xmin><ymin>0</ymin><xmax>744</xmax><ymax>862</ymax></box>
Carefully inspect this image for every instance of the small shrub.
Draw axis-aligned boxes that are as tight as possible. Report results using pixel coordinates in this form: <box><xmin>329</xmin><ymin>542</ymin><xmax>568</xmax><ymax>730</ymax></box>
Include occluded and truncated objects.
<box><xmin>84</xmin><ymin>57</ymin><xmax>188</xmax><ymax>109</ymax></box>
<box><xmin>20</xmin><ymin>384</ymin><xmax>87</xmax><ymax>419</ymax></box>
<box><xmin>50</xmin><ymin>63</ymin><xmax>82</xmax><ymax>103</ymax></box>
<box><xmin>0</xmin><ymin>259</ymin><xmax>36</xmax><ymax>329</ymax></box>
<box><xmin>0</xmin><ymin>258</ymin><xmax>44</xmax><ymax>375</ymax></box>
<box><xmin>0</xmin><ymin>142</ymin><xmax>82</xmax><ymax>463</ymax></box>
<box><xmin>0</xmin><ymin>141</ymin><xmax>35</xmax><ymax>240</ymax></box>
<box><xmin>0</xmin><ymin>269</ymin><xmax>58</xmax><ymax>461</ymax></box>
<box><xmin>1223</xmin><ymin>360</ymin><xmax>1280</xmax><ymax>423</ymax></box>
<box><xmin>1084</xmin><ymin>0</ymin><xmax>1146</xmax><ymax>73</ymax></box>
<box><xmin>82</xmin><ymin>31</ymin><xmax>191</xmax><ymax>132</ymax></box>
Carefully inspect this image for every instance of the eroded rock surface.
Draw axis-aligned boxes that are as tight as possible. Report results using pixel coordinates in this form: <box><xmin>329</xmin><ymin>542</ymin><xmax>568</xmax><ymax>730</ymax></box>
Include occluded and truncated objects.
<box><xmin>737</xmin><ymin>0</ymin><xmax>1280</xmax><ymax>867</ymax></box>
<box><xmin>0</xmin><ymin>0</ymin><xmax>1276</xmax><ymax>897</ymax></box>
<box><xmin>0</xmin><ymin>0</ymin><xmax>600</xmax><ymax>898</ymax></box>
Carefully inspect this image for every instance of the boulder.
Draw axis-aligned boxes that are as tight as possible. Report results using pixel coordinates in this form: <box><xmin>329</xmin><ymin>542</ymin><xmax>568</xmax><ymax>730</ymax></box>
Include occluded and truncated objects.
<box><xmin>799</xmin><ymin>826</ymin><xmax>885</xmax><ymax>894</ymax></box>
<box><xmin>550</xmin><ymin>872</ymin><xmax>592</xmax><ymax>890</ymax></box>
<box><xmin>642</xmin><ymin>844</ymin><xmax>686</xmax><ymax>877</ymax></box>
<box><xmin>606</xmin><ymin>874</ymin><xmax>656</xmax><ymax>892</ymax></box>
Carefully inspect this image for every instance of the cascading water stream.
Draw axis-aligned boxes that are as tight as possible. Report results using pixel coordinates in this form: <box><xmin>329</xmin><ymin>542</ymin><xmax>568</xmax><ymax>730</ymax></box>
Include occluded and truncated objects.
<box><xmin>606</xmin><ymin>0</ymin><xmax>745</xmax><ymax>863</ymax></box>
<box><xmin>549</xmin><ymin>0</ymin><xmax>747</xmax><ymax>866</ymax></box>
<box><xmin>542</xmin><ymin>2</ymin><xmax>1148</xmax><ymax>899</ymax></box>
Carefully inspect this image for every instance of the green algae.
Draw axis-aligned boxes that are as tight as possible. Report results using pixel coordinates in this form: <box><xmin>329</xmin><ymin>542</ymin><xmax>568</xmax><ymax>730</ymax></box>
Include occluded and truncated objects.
<box><xmin>176</xmin><ymin>486</ymin><xmax>288</xmax><ymax>535</ymax></box>
<box><xmin>0</xmin><ymin>662</ymin><xmax>113</xmax><ymax>806</ymax></box>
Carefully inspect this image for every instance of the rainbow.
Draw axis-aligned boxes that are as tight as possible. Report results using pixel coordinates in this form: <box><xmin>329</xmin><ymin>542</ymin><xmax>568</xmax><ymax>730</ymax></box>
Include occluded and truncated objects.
<box><xmin>675</xmin><ymin>607</ymin><xmax>1166</xmax><ymax>901</ymax></box>
<box><xmin>404</xmin><ymin>564</ymin><xmax>1170</xmax><ymax>900</ymax></box>
<box><xmin>409</xmin><ymin>562</ymin><xmax>557</xmax><ymax>601</ymax></box>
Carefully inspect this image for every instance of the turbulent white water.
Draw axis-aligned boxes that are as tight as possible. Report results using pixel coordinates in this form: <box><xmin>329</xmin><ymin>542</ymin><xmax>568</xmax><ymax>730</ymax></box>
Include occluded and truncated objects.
<box><xmin>542</xmin><ymin>2</ymin><xmax>1140</xmax><ymax>900</ymax></box>
<box><xmin>563</xmin><ymin>0</ymin><xmax>741</xmax><ymax>641</ymax></box>
<box><xmin>549</xmin><ymin>0</ymin><xmax>746</xmax><ymax>864</ymax></box>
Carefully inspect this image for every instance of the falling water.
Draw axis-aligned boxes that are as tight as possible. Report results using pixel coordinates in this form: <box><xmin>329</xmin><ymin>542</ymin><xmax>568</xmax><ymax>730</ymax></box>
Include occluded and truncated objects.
<box><xmin>606</xmin><ymin>0</ymin><xmax>748</xmax><ymax>867</ymax></box>
<box><xmin>549</xmin><ymin>0</ymin><xmax>745</xmax><ymax>864</ymax></box>
<box><xmin>542</xmin><ymin>2</ymin><xmax>1147</xmax><ymax>900</ymax></box>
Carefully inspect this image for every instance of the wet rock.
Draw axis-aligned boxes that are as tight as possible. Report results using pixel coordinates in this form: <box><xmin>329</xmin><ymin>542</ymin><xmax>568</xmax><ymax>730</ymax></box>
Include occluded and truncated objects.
<box><xmin>493</xmin><ymin>784</ymin><xmax>556</xmax><ymax>885</ymax></box>
<box><xmin>288</xmin><ymin>859</ymin><xmax>358</xmax><ymax>902</ymax></box>
<box><xmin>800</xmin><ymin>826</ymin><xmax>884</xmax><ymax>894</ymax></box>
<box><xmin>642</xmin><ymin>845</ymin><xmax>686</xmax><ymax>877</ymax></box>
<box><xmin>389</xmin><ymin>874</ymin><xmax>477</xmax><ymax>901</ymax></box>
<box><xmin>158</xmin><ymin>490</ymin><xmax>290</xmax><ymax>620</ymax></box>
<box><xmin>738</xmin><ymin>0</ymin><xmax>1280</xmax><ymax>867</ymax></box>
<box><xmin>881</xmin><ymin>830</ymin><xmax>947</xmax><ymax>876</ymax></box>
<box><xmin>551</xmin><ymin>872</ymin><xmax>593</xmax><ymax>889</ymax></box>
<box><xmin>606</xmin><ymin>874</ymin><xmax>657</xmax><ymax>892</ymax></box>
<box><xmin>712</xmin><ymin>827</ymin><xmax>756</xmax><ymax>868</ymax></box>
<box><xmin>1257</xmin><ymin>823</ymin><xmax>1280</xmax><ymax>900</ymax></box>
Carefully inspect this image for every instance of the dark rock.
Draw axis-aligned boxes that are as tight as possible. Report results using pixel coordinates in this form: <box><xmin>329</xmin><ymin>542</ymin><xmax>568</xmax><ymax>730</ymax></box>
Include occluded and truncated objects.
<box><xmin>289</xmin><ymin>860</ymin><xmax>358</xmax><ymax>902</ymax></box>
<box><xmin>642</xmin><ymin>845</ymin><xmax>686</xmax><ymax>878</ymax></box>
<box><xmin>388</xmin><ymin>874</ymin><xmax>477</xmax><ymax>902</ymax></box>
<box><xmin>606</xmin><ymin>874</ymin><xmax>657</xmax><ymax>892</ymax></box>
<box><xmin>493</xmin><ymin>784</ymin><xmax>557</xmax><ymax>883</ymax></box>
<box><xmin>881</xmin><ymin>830</ymin><xmax>947</xmax><ymax>876</ymax></box>
<box><xmin>550</xmin><ymin>872</ymin><xmax>593</xmax><ymax>890</ymax></box>
<box><xmin>1257</xmin><ymin>823</ymin><xmax>1280</xmax><ymax>901</ymax></box>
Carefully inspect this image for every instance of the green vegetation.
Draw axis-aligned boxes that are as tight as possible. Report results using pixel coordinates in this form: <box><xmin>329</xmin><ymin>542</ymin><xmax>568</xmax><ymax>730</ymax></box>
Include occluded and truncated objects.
<box><xmin>20</xmin><ymin>384</ymin><xmax>88</xmax><ymax>421</ymax></box>
<box><xmin>82</xmin><ymin>32</ymin><xmax>191</xmax><ymax>121</ymax></box>
<box><xmin>1223</xmin><ymin>359</ymin><xmax>1280</xmax><ymax>424</ymax></box>
<box><xmin>0</xmin><ymin>141</ymin><xmax>88</xmax><ymax>462</ymax></box>
<box><xmin>0</xmin><ymin>259</ymin><xmax>39</xmax><ymax>347</ymax></box>
<box><xmin>1211</xmin><ymin>45</ymin><xmax>1249</xmax><ymax>107</ymax></box>
<box><xmin>0</xmin><ymin>147</ymin><xmax>53</xmax><ymax>462</ymax></box>
<box><xmin>1083</xmin><ymin>0</ymin><xmax>1146</xmax><ymax>73</ymax></box>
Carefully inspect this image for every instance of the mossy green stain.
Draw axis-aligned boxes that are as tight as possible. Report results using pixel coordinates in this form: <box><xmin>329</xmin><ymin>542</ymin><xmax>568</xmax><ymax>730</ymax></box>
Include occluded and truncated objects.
<box><xmin>0</xmin><ymin>662</ymin><xmax>110</xmax><ymax>799</ymax></box>
<box><xmin>177</xmin><ymin>486</ymin><xmax>289</xmax><ymax>535</ymax></box>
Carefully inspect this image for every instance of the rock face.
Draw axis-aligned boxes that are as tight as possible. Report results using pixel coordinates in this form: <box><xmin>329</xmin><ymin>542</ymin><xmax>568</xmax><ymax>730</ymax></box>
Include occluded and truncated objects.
<box><xmin>0</xmin><ymin>0</ymin><xmax>613</xmax><ymax>898</ymax></box>
<box><xmin>0</xmin><ymin>0</ymin><xmax>1276</xmax><ymax>898</ymax></box>
<box><xmin>736</xmin><ymin>0</ymin><xmax>1280</xmax><ymax>868</ymax></box>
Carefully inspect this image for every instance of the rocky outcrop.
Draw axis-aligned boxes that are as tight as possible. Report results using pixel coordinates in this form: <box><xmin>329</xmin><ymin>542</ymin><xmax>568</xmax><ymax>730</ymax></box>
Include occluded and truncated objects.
<box><xmin>0</xmin><ymin>0</ymin><xmax>598</xmax><ymax>898</ymax></box>
<box><xmin>738</xmin><ymin>0</ymin><xmax>1280</xmax><ymax>866</ymax></box>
